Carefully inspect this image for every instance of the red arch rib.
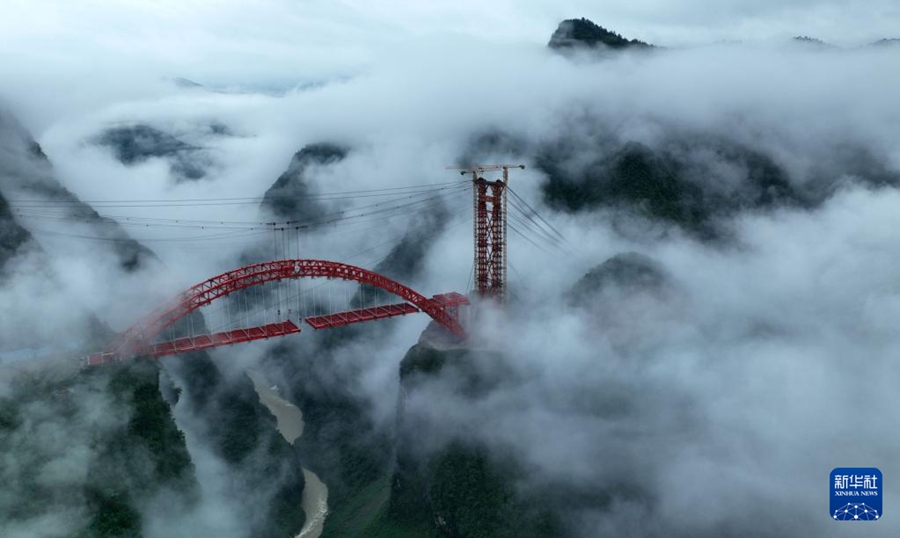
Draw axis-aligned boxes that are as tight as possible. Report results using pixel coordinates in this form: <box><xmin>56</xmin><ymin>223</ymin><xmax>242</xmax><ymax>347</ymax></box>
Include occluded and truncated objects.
<box><xmin>104</xmin><ymin>259</ymin><xmax>466</xmax><ymax>359</ymax></box>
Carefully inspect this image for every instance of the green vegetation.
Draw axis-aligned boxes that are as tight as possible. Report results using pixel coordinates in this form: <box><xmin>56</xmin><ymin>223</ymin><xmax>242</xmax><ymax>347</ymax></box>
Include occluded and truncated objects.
<box><xmin>548</xmin><ymin>18</ymin><xmax>653</xmax><ymax>50</ymax></box>
<box><xmin>428</xmin><ymin>445</ymin><xmax>513</xmax><ymax>538</ymax></box>
<box><xmin>213</xmin><ymin>380</ymin><xmax>265</xmax><ymax>464</ymax></box>
<box><xmin>99</xmin><ymin>361</ymin><xmax>197</xmax><ymax>490</ymax></box>
<box><xmin>171</xmin><ymin>348</ymin><xmax>222</xmax><ymax>410</ymax></box>
<box><xmin>259</xmin><ymin>410</ymin><xmax>307</xmax><ymax>538</ymax></box>
<box><xmin>538</xmin><ymin>141</ymin><xmax>711</xmax><ymax>234</ymax></box>
<box><xmin>0</xmin><ymin>360</ymin><xmax>198</xmax><ymax>538</ymax></box>
<box><xmin>427</xmin><ymin>445</ymin><xmax>561</xmax><ymax>538</ymax></box>
<box><xmin>267</xmin><ymin>334</ymin><xmax>392</xmax><ymax>510</ymax></box>
<box><xmin>0</xmin><ymin>397</ymin><xmax>20</xmax><ymax>430</ymax></box>
<box><xmin>0</xmin><ymin>192</ymin><xmax>36</xmax><ymax>274</ymax></box>
<box><xmin>537</xmin><ymin>138</ymin><xmax>797</xmax><ymax>238</ymax></box>
<box><xmin>399</xmin><ymin>343</ymin><xmax>453</xmax><ymax>378</ymax></box>
<box><xmin>266</xmin><ymin>472</ymin><xmax>308</xmax><ymax>538</ymax></box>
<box><xmin>269</xmin><ymin>333</ymin><xmax>564</xmax><ymax>538</ymax></box>
<box><xmin>263</xmin><ymin>334</ymin><xmax>405</xmax><ymax>537</ymax></box>
<box><xmin>566</xmin><ymin>252</ymin><xmax>668</xmax><ymax>307</ymax></box>
<box><xmin>388</xmin><ymin>345</ymin><xmax>563</xmax><ymax>538</ymax></box>
<box><xmin>298</xmin><ymin>342</ymin><xmax>560</xmax><ymax>538</ymax></box>
<box><xmin>399</xmin><ymin>344</ymin><xmax>508</xmax><ymax>398</ymax></box>
<box><xmin>79</xmin><ymin>490</ymin><xmax>142</xmax><ymax>538</ymax></box>
<box><xmin>263</xmin><ymin>143</ymin><xmax>348</xmax><ymax>221</ymax></box>
<box><xmin>292</xmin><ymin>382</ymin><xmax>391</xmax><ymax>507</ymax></box>
<box><xmin>109</xmin><ymin>364</ymin><xmax>196</xmax><ymax>484</ymax></box>
<box><xmin>80</xmin><ymin>361</ymin><xmax>197</xmax><ymax>537</ymax></box>
<box><xmin>170</xmin><ymin>349</ymin><xmax>307</xmax><ymax>537</ymax></box>
<box><xmin>792</xmin><ymin>36</ymin><xmax>835</xmax><ymax>47</ymax></box>
<box><xmin>321</xmin><ymin>475</ymin><xmax>436</xmax><ymax>538</ymax></box>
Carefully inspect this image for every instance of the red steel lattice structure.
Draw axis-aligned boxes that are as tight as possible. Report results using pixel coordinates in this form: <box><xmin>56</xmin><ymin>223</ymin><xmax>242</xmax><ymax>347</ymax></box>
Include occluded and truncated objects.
<box><xmin>459</xmin><ymin>165</ymin><xmax>524</xmax><ymax>303</ymax></box>
<box><xmin>88</xmin><ymin>260</ymin><xmax>468</xmax><ymax>364</ymax></box>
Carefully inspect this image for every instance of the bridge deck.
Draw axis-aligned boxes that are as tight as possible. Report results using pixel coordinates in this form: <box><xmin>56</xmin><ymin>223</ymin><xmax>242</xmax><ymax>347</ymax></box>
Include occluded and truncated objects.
<box><xmin>145</xmin><ymin>320</ymin><xmax>302</xmax><ymax>358</ymax></box>
<box><xmin>85</xmin><ymin>320</ymin><xmax>303</xmax><ymax>364</ymax></box>
<box><xmin>305</xmin><ymin>302</ymin><xmax>420</xmax><ymax>330</ymax></box>
<box><xmin>85</xmin><ymin>288</ymin><xmax>469</xmax><ymax>365</ymax></box>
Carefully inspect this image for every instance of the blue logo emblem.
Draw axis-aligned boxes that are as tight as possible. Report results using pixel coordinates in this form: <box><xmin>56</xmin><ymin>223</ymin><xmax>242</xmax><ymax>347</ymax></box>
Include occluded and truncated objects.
<box><xmin>831</xmin><ymin>468</ymin><xmax>882</xmax><ymax>521</ymax></box>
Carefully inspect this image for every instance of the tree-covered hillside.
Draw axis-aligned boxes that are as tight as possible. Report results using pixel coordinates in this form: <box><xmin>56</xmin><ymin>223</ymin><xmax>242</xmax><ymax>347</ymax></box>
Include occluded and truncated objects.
<box><xmin>548</xmin><ymin>18</ymin><xmax>653</xmax><ymax>50</ymax></box>
<box><xmin>0</xmin><ymin>361</ymin><xmax>198</xmax><ymax>538</ymax></box>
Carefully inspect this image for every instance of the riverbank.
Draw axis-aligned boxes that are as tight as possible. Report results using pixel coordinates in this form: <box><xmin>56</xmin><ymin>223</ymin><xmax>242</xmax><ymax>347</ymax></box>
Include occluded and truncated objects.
<box><xmin>248</xmin><ymin>370</ymin><xmax>329</xmax><ymax>538</ymax></box>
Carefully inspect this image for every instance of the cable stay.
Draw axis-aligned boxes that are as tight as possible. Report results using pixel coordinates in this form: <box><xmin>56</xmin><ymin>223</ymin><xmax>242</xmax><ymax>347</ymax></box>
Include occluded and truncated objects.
<box><xmin>6</xmin><ymin>179</ymin><xmax>466</xmax><ymax>207</ymax></box>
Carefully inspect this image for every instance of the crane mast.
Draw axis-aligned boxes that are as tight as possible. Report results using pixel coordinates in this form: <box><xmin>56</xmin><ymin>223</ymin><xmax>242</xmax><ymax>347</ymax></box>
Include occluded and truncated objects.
<box><xmin>448</xmin><ymin>164</ymin><xmax>525</xmax><ymax>304</ymax></box>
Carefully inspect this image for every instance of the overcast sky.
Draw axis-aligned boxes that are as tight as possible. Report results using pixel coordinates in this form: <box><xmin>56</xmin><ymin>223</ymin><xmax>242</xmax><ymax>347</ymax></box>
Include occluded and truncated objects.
<box><xmin>1</xmin><ymin>0</ymin><xmax>897</xmax><ymax>133</ymax></box>
<box><xmin>3</xmin><ymin>0</ymin><xmax>897</xmax><ymax>47</ymax></box>
<box><xmin>1</xmin><ymin>0</ymin><xmax>897</xmax><ymax>89</ymax></box>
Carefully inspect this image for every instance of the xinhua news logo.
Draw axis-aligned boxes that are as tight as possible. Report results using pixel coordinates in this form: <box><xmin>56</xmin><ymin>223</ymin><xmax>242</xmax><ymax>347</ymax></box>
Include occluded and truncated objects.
<box><xmin>831</xmin><ymin>468</ymin><xmax>882</xmax><ymax>521</ymax></box>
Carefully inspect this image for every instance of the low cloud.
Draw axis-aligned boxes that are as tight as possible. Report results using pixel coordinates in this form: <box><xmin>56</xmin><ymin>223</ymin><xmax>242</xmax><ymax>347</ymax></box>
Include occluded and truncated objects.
<box><xmin>1</xmin><ymin>7</ymin><xmax>899</xmax><ymax>537</ymax></box>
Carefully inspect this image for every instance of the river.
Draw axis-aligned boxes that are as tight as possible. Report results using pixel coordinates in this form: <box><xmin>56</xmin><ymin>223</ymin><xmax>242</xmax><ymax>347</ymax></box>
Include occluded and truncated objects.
<box><xmin>248</xmin><ymin>371</ymin><xmax>329</xmax><ymax>538</ymax></box>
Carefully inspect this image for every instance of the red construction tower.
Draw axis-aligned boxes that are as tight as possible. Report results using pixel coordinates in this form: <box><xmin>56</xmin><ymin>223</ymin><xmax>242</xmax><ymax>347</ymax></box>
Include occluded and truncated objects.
<box><xmin>452</xmin><ymin>164</ymin><xmax>525</xmax><ymax>303</ymax></box>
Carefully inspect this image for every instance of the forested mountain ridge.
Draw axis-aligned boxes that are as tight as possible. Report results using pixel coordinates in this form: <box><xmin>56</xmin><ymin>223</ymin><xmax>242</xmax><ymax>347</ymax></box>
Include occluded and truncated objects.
<box><xmin>548</xmin><ymin>18</ymin><xmax>653</xmax><ymax>50</ymax></box>
<box><xmin>0</xmin><ymin>110</ymin><xmax>156</xmax><ymax>272</ymax></box>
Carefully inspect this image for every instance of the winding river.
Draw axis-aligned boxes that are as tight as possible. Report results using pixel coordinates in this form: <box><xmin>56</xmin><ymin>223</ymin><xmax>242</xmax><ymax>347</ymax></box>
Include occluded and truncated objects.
<box><xmin>248</xmin><ymin>371</ymin><xmax>329</xmax><ymax>538</ymax></box>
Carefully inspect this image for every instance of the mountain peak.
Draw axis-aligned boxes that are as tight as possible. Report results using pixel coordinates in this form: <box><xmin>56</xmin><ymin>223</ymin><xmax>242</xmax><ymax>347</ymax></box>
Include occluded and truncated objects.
<box><xmin>792</xmin><ymin>36</ymin><xmax>835</xmax><ymax>48</ymax></box>
<box><xmin>870</xmin><ymin>38</ymin><xmax>900</xmax><ymax>47</ymax></box>
<box><xmin>548</xmin><ymin>18</ymin><xmax>653</xmax><ymax>50</ymax></box>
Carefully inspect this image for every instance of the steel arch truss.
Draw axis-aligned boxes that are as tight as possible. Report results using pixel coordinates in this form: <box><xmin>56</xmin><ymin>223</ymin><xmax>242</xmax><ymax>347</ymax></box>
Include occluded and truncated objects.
<box><xmin>94</xmin><ymin>259</ymin><xmax>467</xmax><ymax>363</ymax></box>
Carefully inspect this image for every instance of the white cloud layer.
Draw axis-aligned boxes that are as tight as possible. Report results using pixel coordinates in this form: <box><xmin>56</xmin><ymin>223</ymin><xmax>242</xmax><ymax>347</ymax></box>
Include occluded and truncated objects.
<box><xmin>2</xmin><ymin>0</ymin><xmax>899</xmax><ymax>132</ymax></box>
<box><xmin>1</xmin><ymin>3</ymin><xmax>900</xmax><ymax>536</ymax></box>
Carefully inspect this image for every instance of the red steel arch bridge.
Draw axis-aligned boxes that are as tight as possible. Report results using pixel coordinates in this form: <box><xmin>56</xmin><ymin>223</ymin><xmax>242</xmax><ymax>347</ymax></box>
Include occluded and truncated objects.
<box><xmin>87</xmin><ymin>259</ymin><xmax>468</xmax><ymax>365</ymax></box>
<box><xmin>83</xmin><ymin>164</ymin><xmax>567</xmax><ymax>365</ymax></box>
